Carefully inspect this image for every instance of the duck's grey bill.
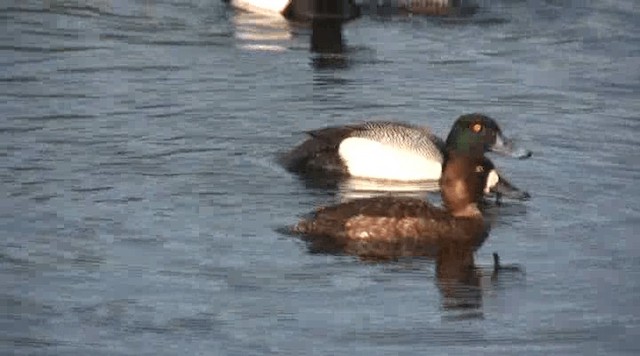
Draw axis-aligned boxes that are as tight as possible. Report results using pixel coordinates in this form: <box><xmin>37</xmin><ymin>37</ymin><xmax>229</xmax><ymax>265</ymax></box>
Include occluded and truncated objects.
<box><xmin>491</xmin><ymin>134</ymin><xmax>533</xmax><ymax>159</ymax></box>
<box><xmin>490</xmin><ymin>175</ymin><xmax>531</xmax><ymax>201</ymax></box>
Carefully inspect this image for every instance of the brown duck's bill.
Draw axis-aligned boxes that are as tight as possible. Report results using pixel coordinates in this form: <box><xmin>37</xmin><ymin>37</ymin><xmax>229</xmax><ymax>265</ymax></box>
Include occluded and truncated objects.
<box><xmin>490</xmin><ymin>134</ymin><xmax>533</xmax><ymax>160</ymax></box>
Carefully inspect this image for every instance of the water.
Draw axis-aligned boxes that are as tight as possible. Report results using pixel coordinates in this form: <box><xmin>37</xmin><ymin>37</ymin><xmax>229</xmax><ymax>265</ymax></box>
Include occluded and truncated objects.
<box><xmin>1</xmin><ymin>0</ymin><xmax>639</xmax><ymax>354</ymax></box>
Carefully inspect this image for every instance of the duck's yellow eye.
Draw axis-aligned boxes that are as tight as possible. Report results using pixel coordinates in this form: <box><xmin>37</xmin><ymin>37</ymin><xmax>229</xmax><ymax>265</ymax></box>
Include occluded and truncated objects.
<box><xmin>471</xmin><ymin>123</ymin><xmax>483</xmax><ymax>133</ymax></box>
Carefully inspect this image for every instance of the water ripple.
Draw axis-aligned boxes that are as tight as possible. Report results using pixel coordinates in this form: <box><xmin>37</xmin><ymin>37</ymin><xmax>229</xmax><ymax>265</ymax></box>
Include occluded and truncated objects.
<box><xmin>0</xmin><ymin>45</ymin><xmax>108</xmax><ymax>53</ymax></box>
<box><xmin>1</xmin><ymin>0</ymin><xmax>638</xmax><ymax>354</ymax></box>
<box><xmin>57</xmin><ymin>65</ymin><xmax>185</xmax><ymax>74</ymax></box>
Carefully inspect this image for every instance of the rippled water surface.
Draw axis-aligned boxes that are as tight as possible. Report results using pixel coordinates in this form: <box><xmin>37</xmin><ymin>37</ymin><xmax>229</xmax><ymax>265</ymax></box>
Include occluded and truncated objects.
<box><xmin>1</xmin><ymin>0</ymin><xmax>639</xmax><ymax>354</ymax></box>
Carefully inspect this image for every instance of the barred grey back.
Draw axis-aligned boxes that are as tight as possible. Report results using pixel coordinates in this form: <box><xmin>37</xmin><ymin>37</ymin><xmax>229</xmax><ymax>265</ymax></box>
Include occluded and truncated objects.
<box><xmin>352</xmin><ymin>122</ymin><xmax>445</xmax><ymax>162</ymax></box>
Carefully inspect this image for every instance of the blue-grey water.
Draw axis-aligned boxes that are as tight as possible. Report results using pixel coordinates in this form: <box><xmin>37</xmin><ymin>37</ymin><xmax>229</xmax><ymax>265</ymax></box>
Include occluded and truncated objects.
<box><xmin>1</xmin><ymin>0</ymin><xmax>639</xmax><ymax>355</ymax></box>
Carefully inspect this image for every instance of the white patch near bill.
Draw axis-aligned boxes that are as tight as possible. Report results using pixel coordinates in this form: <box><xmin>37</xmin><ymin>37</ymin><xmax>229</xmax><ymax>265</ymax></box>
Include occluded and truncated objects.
<box><xmin>338</xmin><ymin>137</ymin><xmax>442</xmax><ymax>181</ymax></box>
<box><xmin>484</xmin><ymin>169</ymin><xmax>499</xmax><ymax>193</ymax></box>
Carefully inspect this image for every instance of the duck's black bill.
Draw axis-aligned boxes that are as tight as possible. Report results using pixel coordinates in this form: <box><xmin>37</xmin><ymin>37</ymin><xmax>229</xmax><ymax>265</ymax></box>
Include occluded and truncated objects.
<box><xmin>490</xmin><ymin>174</ymin><xmax>531</xmax><ymax>201</ymax></box>
<box><xmin>490</xmin><ymin>134</ymin><xmax>532</xmax><ymax>160</ymax></box>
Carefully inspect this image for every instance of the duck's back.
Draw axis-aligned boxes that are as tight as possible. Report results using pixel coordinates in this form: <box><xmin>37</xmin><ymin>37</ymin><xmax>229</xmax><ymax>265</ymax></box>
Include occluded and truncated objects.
<box><xmin>293</xmin><ymin>196</ymin><xmax>487</xmax><ymax>259</ymax></box>
<box><xmin>351</xmin><ymin>122</ymin><xmax>445</xmax><ymax>159</ymax></box>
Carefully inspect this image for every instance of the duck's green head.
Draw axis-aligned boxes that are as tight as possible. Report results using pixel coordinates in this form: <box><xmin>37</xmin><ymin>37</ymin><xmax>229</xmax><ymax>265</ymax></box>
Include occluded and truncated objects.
<box><xmin>445</xmin><ymin>113</ymin><xmax>531</xmax><ymax>158</ymax></box>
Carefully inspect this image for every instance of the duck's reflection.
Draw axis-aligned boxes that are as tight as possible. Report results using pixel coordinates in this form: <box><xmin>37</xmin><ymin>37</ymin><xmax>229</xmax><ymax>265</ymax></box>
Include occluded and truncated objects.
<box><xmin>337</xmin><ymin>177</ymin><xmax>441</xmax><ymax>201</ymax></box>
<box><xmin>360</xmin><ymin>0</ymin><xmax>479</xmax><ymax>17</ymax></box>
<box><xmin>295</xmin><ymin>172</ymin><xmax>439</xmax><ymax>199</ymax></box>
<box><xmin>231</xmin><ymin>7</ymin><xmax>295</xmax><ymax>52</ymax></box>
<box><xmin>436</xmin><ymin>243</ymin><xmax>483</xmax><ymax>311</ymax></box>
<box><xmin>299</xmin><ymin>229</ymin><xmax>521</xmax><ymax>314</ymax></box>
<box><xmin>440</xmin><ymin>250</ymin><xmax>524</xmax><ymax>315</ymax></box>
<box><xmin>311</xmin><ymin>19</ymin><xmax>344</xmax><ymax>53</ymax></box>
<box><xmin>297</xmin><ymin>173</ymin><xmax>528</xmax><ymax>208</ymax></box>
<box><xmin>311</xmin><ymin>52</ymin><xmax>350</xmax><ymax>69</ymax></box>
<box><xmin>227</xmin><ymin>3</ymin><xmax>352</xmax><ymax>55</ymax></box>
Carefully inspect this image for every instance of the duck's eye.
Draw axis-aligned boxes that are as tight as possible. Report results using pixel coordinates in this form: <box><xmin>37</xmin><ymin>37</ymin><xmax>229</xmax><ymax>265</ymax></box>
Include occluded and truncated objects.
<box><xmin>475</xmin><ymin>165</ymin><xmax>484</xmax><ymax>173</ymax></box>
<box><xmin>471</xmin><ymin>123</ymin><xmax>483</xmax><ymax>133</ymax></box>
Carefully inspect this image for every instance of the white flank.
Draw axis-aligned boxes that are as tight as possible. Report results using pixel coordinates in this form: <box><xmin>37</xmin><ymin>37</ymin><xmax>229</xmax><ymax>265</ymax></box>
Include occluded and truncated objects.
<box><xmin>232</xmin><ymin>0</ymin><xmax>291</xmax><ymax>16</ymax></box>
<box><xmin>338</xmin><ymin>137</ymin><xmax>442</xmax><ymax>181</ymax></box>
<box><xmin>484</xmin><ymin>169</ymin><xmax>499</xmax><ymax>193</ymax></box>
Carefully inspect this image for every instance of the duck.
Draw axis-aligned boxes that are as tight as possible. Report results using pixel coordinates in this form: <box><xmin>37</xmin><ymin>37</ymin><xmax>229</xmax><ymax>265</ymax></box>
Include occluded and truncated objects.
<box><xmin>291</xmin><ymin>136</ymin><xmax>506</xmax><ymax>259</ymax></box>
<box><xmin>279</xmin><ymin>113</ymin><xmax>531</xmax><ymax>183</ymax></box>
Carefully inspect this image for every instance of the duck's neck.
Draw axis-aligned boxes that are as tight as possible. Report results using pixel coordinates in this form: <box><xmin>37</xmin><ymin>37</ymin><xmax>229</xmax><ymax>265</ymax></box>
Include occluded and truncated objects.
<box><xmin>440</xmin><ymin>152</ymin><xmax>485</xmax><ymax>216</ymax></box>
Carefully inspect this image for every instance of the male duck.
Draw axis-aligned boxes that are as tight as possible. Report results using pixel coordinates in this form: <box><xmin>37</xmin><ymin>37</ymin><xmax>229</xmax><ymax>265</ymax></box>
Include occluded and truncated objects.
<box><xmin>280</xmin><ymin>113</ymin><xmax>531</xmax><ymax>182</ymax></box>
<box><xmin>291</xmin><ymin>133</ymin><xmax>508</xmax><ymax>260</ymax></box>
